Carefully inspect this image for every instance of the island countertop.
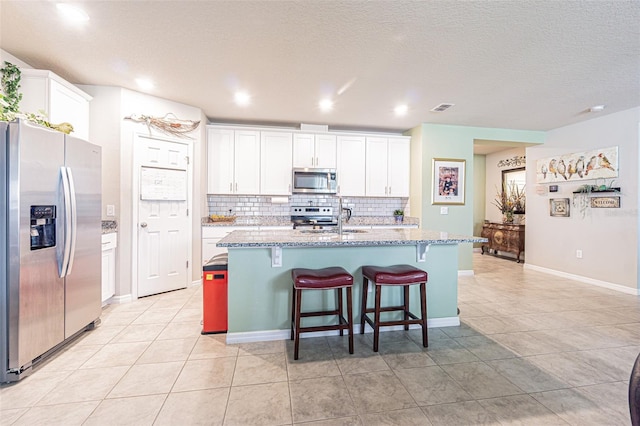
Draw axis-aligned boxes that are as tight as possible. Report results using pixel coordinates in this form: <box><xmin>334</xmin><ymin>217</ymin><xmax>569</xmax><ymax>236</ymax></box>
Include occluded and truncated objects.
<box><xmin>217</xmin><ymin>228</ymin><xmax>486</xmax><ymax>248</ymax></box>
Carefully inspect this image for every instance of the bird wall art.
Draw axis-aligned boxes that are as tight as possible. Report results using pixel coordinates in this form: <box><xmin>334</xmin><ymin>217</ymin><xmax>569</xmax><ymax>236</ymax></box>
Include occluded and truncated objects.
<box><xmin>536</xmin><ymin>146</ymin><xmax>618</xmax><ymax>183</ymax></box>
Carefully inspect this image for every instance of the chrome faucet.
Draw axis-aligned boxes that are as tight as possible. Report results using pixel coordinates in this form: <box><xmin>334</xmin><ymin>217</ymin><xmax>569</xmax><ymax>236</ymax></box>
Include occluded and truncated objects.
<box><xmin>337</xmin><ymin>196</ymin><xmax>343</xmax><ymax>235</ymax></box>
<box><xmin>337</xmin><ymin>196</ymin><xmax>351</xmax><ymax>235</ymax></box>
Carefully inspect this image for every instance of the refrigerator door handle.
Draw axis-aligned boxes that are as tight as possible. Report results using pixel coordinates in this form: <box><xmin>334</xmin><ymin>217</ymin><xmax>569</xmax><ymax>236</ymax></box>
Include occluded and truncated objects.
<box><xmin>60</xmin><ymin>166</ymin><xmax>72</xmax><ymax>277</ymax></box>
<box><xmin>66</xmin><ymin>167</ymin><xmax>78</xmax><ymax>275</ymax></box>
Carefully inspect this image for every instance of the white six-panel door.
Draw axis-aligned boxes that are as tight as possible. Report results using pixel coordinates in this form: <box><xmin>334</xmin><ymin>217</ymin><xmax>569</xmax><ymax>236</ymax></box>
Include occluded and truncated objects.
<box><xmin>136</xmin><ymin>135</ymin><xmax>190</xmax><ymax>298</ymax></box>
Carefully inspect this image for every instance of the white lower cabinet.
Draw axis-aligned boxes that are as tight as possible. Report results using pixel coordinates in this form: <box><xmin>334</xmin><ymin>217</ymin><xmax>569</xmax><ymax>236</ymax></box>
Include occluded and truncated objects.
<box><xmin>202</xmin><ymin>226</ymin><xmax>257</xmax><ymax>266</ymax></box>
<box><xmin>101</xmin><ymin>233</ymin><xmax>117</xmax><ymax>304</ymax></box>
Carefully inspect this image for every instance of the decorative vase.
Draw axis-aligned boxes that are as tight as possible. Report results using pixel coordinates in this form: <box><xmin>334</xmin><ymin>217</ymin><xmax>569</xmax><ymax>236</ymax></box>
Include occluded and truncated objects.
<box><xmin>502</xmin><ymin>212</ymin><xmax>514</xmax><ymax>224</ymax></box>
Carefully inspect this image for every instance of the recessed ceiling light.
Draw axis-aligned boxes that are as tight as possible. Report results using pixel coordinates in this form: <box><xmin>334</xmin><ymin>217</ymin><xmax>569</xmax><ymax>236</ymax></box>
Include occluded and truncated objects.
<box><xmin>589</xmin><ymin>105</ymin><xmax>605</xmax><ymax>112</ymax></box>
<box><xmin>56</xmin><ymin>3</ymin><xmax>90</xmax><ymax>23</ymax></box>
<box><xmin>319</xmin><ymin>99</ymin><xmax>334</xmax><ymax>112</ymax></box>
<box><xmin>234</xmin><ymin>91</ymin><xmax>251</xmax><ymax>106</ymax></box>
<box><xmin>135</xmin><ymin>78</ymin><xmax>154</xmax><ymax>91</ymax></box>
<box><xmin>394</xmin><ymin>104</ymin><xmax>408</xmax><ymax>116</ymax></box>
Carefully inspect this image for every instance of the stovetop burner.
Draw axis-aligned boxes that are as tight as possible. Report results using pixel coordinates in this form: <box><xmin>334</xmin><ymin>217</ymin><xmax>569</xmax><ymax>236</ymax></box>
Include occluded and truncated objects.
<box><xmin>290</xmin><ymin>205</ymin><xmax>336</xmax><ymax>229</ymax></box>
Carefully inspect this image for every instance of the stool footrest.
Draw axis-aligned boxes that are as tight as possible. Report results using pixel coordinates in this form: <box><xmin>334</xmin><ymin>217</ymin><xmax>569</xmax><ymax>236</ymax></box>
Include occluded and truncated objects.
<box><xmin>363</xmin><ymin>306</ymin><xmax>411</xmax><ymax>314</ymax></box>
<box><xmin>363</xmin><ymin>314</ymin><xmax>423</xmax><ymax>328</ymax></box>
<box><xmin>300</xmin><ymin>309</ymin><xmax>340</xmax><ymax>318</ymax></box>
<box><xmin>298</xmin><ymin>319</ymin><xmax>349</xmax><ymax>334</ymax></box>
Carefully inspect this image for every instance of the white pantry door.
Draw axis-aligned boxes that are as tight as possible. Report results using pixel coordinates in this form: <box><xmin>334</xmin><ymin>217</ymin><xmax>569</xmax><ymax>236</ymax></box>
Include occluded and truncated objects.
<box><xmin>136</xmin><ymin>135</ymin><xmax>190</xmax><ymax>297</ymax></box>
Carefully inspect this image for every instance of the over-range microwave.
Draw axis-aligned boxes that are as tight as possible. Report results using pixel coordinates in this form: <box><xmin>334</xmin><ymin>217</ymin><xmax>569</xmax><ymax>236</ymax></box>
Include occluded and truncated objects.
<box><xmin>292</xmin><ymin>168</ymin><xmax>337</xmax><ymax>194</ymax></box>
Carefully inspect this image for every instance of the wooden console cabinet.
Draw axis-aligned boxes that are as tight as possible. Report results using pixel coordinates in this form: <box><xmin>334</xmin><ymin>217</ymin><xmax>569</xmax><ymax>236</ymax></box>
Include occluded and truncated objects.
<box><xmin>481</xmin><ymin>222</ymin><xmax>525</xmax><ymax>263</ymax></box>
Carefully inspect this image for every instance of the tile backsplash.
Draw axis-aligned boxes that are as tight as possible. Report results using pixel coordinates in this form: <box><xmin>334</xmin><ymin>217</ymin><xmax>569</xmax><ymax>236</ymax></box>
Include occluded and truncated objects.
<box><xmin>207</xmin><ymin>194</ymin><xmax>409</xmax><ymax>217</ymax></box>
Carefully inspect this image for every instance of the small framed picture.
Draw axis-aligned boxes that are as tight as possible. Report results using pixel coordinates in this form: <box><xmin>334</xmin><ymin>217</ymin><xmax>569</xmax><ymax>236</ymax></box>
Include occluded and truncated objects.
<box><xmin>432</xmin><ymin>158</ymin><xmax>466</xmax><ymax>205</ymax></box>
<box><xmin>549</xmin><ymin>185</ymin><xmax>559</xmax><ymax>192</ymax></box>
<box><xmin>550</xmin><ymin>198</ymin><xmax>570</xmax><ymax>217</ymax></box>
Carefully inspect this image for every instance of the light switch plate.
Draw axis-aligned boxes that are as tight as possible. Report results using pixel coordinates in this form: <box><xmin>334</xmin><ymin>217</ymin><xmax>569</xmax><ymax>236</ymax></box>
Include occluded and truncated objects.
<box><xmin>440</xmin><ymin>207</ymin><xmax>448</xmax><ymax>215</ymax></box>
<box><xmin>106</xmin><ymin>204</ymin><xmax>115</xmax><ymax>217</ymax></box>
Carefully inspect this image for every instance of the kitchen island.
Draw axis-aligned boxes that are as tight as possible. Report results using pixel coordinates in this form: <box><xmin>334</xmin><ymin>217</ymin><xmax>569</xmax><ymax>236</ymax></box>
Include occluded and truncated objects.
<box><xmin>217</xmin><ymin>228</ymin><xmax>485</xmax><ymax>344</ymax></box>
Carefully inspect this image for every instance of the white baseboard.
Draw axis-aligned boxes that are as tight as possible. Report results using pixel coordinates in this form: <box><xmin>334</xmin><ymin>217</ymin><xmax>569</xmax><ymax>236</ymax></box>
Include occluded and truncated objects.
<box><xmin>458</xmin><ymin>270</ymin><xmax>474</xmax><ymax>276</ymax></box>
<box><xmin>524</xmin><ymin>263</ymin><xmax>639</xmax><ymax>295</ymax></box>
<box><xmin>191</xmin><ymin>279</ymin><xmax>202</xmax><ymax>287</ymax></box>
<box><xmin>225</xmin><ymin>316</ymin><xmax>460</xmax><ymax>344</ymax></box>
<box><xmin>108</xmin><ymin>294</ymin><xmax>133</xmax><ymax>304</ymax></box>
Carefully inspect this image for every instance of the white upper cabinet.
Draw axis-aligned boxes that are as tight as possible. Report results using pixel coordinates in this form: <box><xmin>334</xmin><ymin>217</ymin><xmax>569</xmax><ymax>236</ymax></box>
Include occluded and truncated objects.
<box><xmin>260</xmin><ymin>131</ymin><xmax>293</xmax><ymax>195</ymax></box>
<box><xmin>293</xmin><ymin>133</ymin><xmax>337</xmax><ymax>168</ymax></box>
<box><xmin>365</xmin><ymin>137</ymin><xmax>410</xmax><ymax>197</ymax></box>
<box><xmin>336</xmin><ymin>135</ymin><xmax>366</xmax><ymax>196</ymax></box>
<box><xmin>207</xmin><ymin>128</ymin><xmax>260</xmax><ymax>194</ymax></box>
<box><xmin>207</xmin><ymin>125</ymin><xmax>409</xmax><ymax>198</ymax></box>
<box><xmin>20</xmin><ymin>69</ymin><xmax>92</xmax><ymax>141</ymax></box>
<box><xmin>387</xmin><ymin>138</ymin><xmax>410</xmax><ymax>197</ymax></box>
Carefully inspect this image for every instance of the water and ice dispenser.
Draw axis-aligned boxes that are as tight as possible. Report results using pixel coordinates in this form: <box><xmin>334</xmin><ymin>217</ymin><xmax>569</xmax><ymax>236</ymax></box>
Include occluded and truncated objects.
<box><xmin>30</xmin><ymin>205</ymin><xmax>56</xmax><ymax>250</ymax></box>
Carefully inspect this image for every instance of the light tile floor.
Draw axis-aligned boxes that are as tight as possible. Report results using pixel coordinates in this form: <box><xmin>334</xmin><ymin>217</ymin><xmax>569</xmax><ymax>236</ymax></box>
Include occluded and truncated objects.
<box><xmin>1</xmin><ymin>253</ymin><xmax>638</xmax><ymax>425</ymax></box>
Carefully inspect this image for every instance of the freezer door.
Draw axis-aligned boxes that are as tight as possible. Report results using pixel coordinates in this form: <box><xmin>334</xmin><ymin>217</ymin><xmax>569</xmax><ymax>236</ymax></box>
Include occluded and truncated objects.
<box><xmin>64</xmin><ymin>135</ymin><xmax>102</xmax><ymax>338</ymax></box>
<box><xmin>5</xmin><ymin>120</ymin><xmax>66</xmax><ymax>373</ymax></box>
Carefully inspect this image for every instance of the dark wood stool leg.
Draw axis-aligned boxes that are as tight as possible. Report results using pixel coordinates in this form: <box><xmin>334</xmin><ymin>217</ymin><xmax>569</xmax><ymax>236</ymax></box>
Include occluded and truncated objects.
<box><xmin>290</xmin><ymin>285</ymin><xmax>295</xmax><ymax>341</ymax></box>
<box><xmin>373</xmin><ymin>283</ymin><xmax>381</xmax><ymax>352</ymax></box>
<box><xmin>360</xmin><ymin>276</ymin><xmax>369</xmax><ymax>334</ymax></box>
<box><xmin>420</xmin><ymin>282</ymin><xmax>428</xmax><ymax>347</ymax></box>
<box><xmin>347</xmin><ymin>287</ymin><xmax>354</xmax><ymax>354</ymax></box>
<box><xmin>294</xmin><ymin>288</ymin><xmax>302</xmax><ymax>360</ymax></box>
<box><xmin>403</xmin><ymin>285</ymin><xmax>410</xmax><ymax>331</ymax></box>
<box><xmin>337</xmin><ymin>287</ymin><xmax>344</xmax><ymax>336</ymax></box>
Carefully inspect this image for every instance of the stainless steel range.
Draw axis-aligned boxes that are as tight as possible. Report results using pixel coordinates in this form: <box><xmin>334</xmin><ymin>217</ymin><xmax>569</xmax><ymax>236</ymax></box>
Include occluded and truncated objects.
<box><xmin>290</xmin><ymin>205</ymin><xmax>336</xmax><ymax>229</ymax></box>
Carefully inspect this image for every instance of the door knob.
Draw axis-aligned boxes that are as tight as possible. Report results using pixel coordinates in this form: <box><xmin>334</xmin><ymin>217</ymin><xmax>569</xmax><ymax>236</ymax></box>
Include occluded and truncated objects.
<box><xmin>140</xmin><ymin>222</ymin><xmax>148</xmax><ymax>228</ymax></box>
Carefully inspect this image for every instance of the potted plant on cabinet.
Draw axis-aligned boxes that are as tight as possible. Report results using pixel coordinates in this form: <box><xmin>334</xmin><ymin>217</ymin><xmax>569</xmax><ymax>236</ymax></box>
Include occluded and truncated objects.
<box><xmin>493</xmin><ymin>182</ymin><xmax>525</xmax><ymax>224</ymax></box>
<box><xmin>393</xmin><ymin>209</ymin><xmax>404</xmax><ymax>224</ymax></box>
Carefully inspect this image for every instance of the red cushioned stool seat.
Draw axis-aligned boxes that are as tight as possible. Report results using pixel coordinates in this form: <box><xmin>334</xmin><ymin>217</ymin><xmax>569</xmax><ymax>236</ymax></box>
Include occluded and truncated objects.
<box><xmin>361</xmin><ymin>264</ymin><xmax>428</xmax><ymax>352</ymax></box>
<box><xmin>291</xmin><ymin>267</ymin><xmax>354</xmax><ymax>360</ymax></box>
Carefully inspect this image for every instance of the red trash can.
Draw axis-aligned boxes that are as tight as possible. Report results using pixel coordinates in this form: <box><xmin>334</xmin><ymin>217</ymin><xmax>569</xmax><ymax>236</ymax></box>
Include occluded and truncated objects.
<box><xmin>202</xmin><ymin>254</ymin><xmax>228</xmax><ymax>334</ymax></box>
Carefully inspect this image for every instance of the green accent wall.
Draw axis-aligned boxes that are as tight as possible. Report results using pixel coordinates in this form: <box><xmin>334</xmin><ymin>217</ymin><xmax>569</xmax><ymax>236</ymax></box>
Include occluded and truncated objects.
<box><xmin>226</xmin><ymin>244</ymin><xmax>459</xmax><ymax>333</ymax></box>
<box><xmin>410</xmin><ymin>124</ymin><xmax>545</xmax><ymax>270</ymax></box>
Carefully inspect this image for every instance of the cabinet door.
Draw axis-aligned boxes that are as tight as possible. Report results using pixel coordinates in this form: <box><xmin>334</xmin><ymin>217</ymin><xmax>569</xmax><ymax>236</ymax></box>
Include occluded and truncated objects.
<box><xmin>207</xmin><ymin>128</ymin><xmax>235</xmax><ymax>194</ymax></box>
<box><xmin>233</xmin><ymin>130</ymin><xmax>261</xmax><ymax>194</ymax></box>
<box><xmin>292</xmin><ymin>133</ymin><xmax>315</xmax><ymax>168</ymax></box>
<box><xmin>101</xmin><ymin>248</ymin><xmax>115</xmax><ymax>303</ymax></box>
<box><xmin>365</xmin><ymin>137</ymin><xmax>389</xmax><ymax>197</ymax></box>
<box><xmin>336</xmin><ymin>135</ymin><xmax>366</xmax><ymax>196</ymax></box>
<box><xmin>314</xmin><ymin>134</ymin><xmax>337</xmax><ymax>168</ymax></box>
<box><xmin>49</xmin><ymin>79</ymin><xmax>90</xmax><ymax>141</ymax></box>
<box><xmin>202</xmin><ymin>239</ymin><xmax>227</xmax><ymax>265</ymax></box>
<box><xmin>387</xmin><ymin>138</ymin><xmax>410</xmax><ymax>197</ymax></box>
<box><xmin>261</xmin><ymin>131</ymin><xmax>293</xmax><ymax>195</ymax></box>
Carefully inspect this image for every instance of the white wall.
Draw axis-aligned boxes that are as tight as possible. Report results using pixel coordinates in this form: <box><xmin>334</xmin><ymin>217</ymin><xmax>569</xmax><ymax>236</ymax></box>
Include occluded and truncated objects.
<box><xmin>81</xmin><ymin>85</ymin><xmax>205</xmax><ymax>299</ymax></box>
<box><xmin>526</xmin><ymin>108</ymin><xmax>639</xmax><ymax>290</ymax></box>
<box><xmin>0</xmin><ymin>49</ymin><xmax>32</xmax><ymax>69</ymax></box>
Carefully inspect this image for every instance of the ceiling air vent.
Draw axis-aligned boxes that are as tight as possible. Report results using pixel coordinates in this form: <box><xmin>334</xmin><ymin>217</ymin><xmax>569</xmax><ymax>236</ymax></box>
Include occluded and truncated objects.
<box><xmin>430</xmin><ymin>103</ymin><xmax>455</xmax><ymax>112</ymax></box>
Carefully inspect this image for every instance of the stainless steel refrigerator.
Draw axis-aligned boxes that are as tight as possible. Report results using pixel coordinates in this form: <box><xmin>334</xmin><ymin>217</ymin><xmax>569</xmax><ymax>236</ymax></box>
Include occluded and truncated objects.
<box><xmin>1</xmin><ymin>119</ymin><xmax>102</xmax><ymax>383</ymax></box>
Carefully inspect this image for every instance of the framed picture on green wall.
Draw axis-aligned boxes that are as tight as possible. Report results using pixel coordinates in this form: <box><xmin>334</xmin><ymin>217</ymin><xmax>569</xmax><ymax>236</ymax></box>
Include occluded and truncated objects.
<box><xmin>432</xmin><ymin>158</ymin><xmax>466</xmax><ymax>205</ymax></box>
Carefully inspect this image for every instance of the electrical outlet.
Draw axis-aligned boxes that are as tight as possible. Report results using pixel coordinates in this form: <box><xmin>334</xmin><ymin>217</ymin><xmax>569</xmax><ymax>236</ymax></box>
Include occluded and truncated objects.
<box><xmin>576</xmin><ymin>249</ymin><xmax>583</xmax><ymax>259</ymax></box>
<box><xmin>106</xmin><ymin>204</ymin><xmax>115</xmax><ymax>217</ymax></box>
<box><xmin>440</xmin><ymin>207</ymin><xmax>449</xmax><ymax>215</ymax></box>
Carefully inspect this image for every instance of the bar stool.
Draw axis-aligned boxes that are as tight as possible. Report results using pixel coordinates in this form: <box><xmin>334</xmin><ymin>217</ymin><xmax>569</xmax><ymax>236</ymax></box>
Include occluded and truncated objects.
<box><xmin>360</xmin><ymin>265</ymin><xmax>428</xmax><ymax>352</ymax></box>
<box><xmin>291</xmin><ymin>267</ymin><xmax>354</xmax><ymax>360</ymax></box>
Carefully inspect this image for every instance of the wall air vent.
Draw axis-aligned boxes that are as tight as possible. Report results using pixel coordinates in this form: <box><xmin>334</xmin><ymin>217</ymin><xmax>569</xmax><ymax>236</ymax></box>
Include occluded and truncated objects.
<box><xmin>430</xmin><ymin>103</ymin><xmax>455</xmax><ymax>112</ymax></box>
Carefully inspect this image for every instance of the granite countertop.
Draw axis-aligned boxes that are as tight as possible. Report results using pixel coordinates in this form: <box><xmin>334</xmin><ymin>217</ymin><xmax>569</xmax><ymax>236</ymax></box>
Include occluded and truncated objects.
<box><xmin>202</xmin><ymin>216</ymin><xmax>419</xmax><ymax>227</ymax></box>
<box><xmin>102</xmin><ymin>220</ymin><xmax>117</xmax><ymax>234</ymax></box>
<box><xmin>217</xmin><ymin>228</ymin><xmax>486</xmax><ymax>248</ymax></box>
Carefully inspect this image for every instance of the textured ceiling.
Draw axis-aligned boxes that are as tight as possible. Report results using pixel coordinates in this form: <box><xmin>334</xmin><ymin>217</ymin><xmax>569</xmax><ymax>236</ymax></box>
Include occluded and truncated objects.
<box><xmin>1</xmin><ymin>1</ymin><xmax>639</xmax><ymax>134</ymax></box>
